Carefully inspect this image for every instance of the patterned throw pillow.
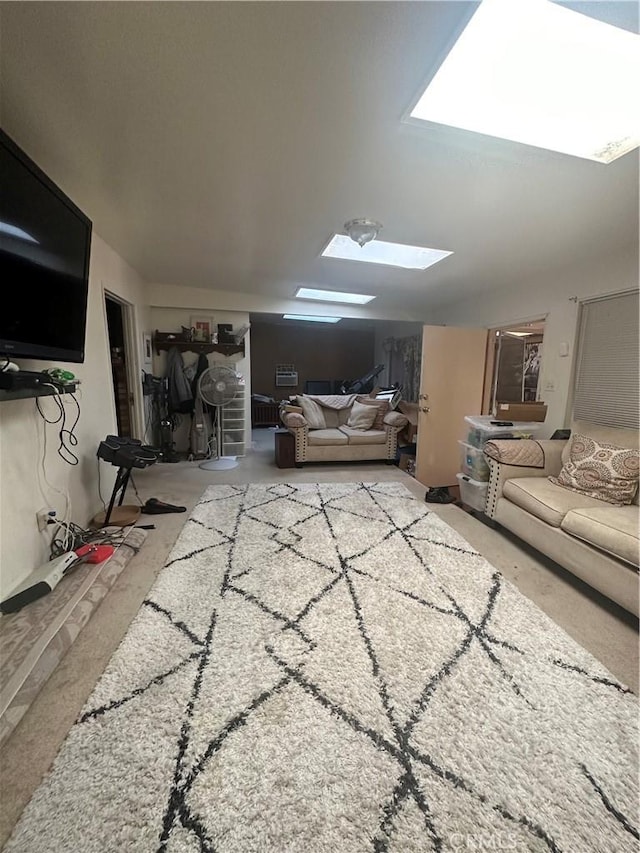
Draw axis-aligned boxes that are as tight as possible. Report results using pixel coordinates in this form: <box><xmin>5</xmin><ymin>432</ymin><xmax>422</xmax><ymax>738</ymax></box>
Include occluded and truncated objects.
<box><xmin>549</xmin><ymin>434</ymin><xmax>639</xmax><ymax>505</ymax></box>
<box><xmin>355</xmin><ymin>395</ymin><xmax>390</xmax><ymax>430</ymax></box>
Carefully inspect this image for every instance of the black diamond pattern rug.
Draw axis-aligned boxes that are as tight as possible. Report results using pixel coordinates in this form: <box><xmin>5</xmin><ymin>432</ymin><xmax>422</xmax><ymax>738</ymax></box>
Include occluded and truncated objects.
<box><xmin>6</xmin><ymin>483</ymin><xmax>638</xmax><ymax>852</ymax></box>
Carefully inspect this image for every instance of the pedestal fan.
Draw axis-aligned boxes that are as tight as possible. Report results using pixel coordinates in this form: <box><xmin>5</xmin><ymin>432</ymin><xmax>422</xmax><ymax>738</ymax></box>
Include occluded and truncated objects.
<box><xmin>197</xmin><ymin>365</ymin><xmax>241</xmax><ymax>471</ymax></box>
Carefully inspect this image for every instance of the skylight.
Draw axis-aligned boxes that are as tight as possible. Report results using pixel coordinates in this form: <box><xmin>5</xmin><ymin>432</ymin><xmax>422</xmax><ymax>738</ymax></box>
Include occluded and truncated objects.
<box><xmin>321</xmin><ymin>235</ymin><xmax>452</xmax><ymax>270</ymax></box>
<box><xmin>295</xmin><ymin>288</ymin><xmax>375</xmax><ymax>305</ymax></box>
<box><xmin>283</xmin><ymin>314</ymin><xmax>342</xmax><ymax>324</ymax></box>
<box><xmin>409</xmin><ymin>0</ymin><xmax>640</xmax><ymax>164</ymax></box>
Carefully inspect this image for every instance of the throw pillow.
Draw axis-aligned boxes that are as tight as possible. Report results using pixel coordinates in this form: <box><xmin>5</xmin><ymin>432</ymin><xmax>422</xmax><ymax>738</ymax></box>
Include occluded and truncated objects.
<box><xmin>549</xmin><ymin>433</ymin><xmax>639</xmax><ymax>505</ymax></box>
<box><xmin>347</xmin><ymin>400</ymin><xmax>378</xmax><ymax>431</ymax></box>
<box><xmin>356</xmin><ymin>395</ymin><xmax>390</xmax><ymax>430</ymax></box>
<box><xmin>297</xmin><ymin>396</ymin><xmax>327</xmax><ymax>430</ymax></box>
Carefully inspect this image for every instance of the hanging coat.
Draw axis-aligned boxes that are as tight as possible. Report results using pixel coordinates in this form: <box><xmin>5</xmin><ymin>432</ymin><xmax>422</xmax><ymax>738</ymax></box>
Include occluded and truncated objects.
<box><xmin>189</xmin><ymin>353</ymin><xmax>212</xmax><ymax>457</ymax></box>
<box><xmin>166</xmin><ymin>347</ymin><xmax>194</xmax><ymax>414</ymax></box>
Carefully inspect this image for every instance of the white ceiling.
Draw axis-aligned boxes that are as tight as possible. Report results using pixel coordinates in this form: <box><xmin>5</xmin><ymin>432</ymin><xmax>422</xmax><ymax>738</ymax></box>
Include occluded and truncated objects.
<box><xmin>1</xmin><ymin>1</ymin><xmax>637</xmax><ymax>320</ymax></box>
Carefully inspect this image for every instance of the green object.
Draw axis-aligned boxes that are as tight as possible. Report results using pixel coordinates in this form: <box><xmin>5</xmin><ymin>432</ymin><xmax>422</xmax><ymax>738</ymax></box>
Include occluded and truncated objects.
<box><xmin>46</xmin><ymin>368</ymin><xmax>75</xmax><ymax>381</ymax></box>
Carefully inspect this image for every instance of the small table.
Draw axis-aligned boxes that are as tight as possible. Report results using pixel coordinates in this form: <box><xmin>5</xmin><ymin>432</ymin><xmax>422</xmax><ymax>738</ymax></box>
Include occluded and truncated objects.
<box><xmin>275</xmin><ymin>429</ymin><xmax>296</xmax><ymax>468</ymax></box>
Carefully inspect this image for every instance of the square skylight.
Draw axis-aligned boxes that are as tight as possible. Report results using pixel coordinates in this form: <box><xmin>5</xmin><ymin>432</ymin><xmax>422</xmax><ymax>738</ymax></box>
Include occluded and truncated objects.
<box><xmin>409</xmin><ymin>0</ymin><xmax>639</xmax><ymax>164</ymax></box>
<box><xmin>295</xmin><ymin>287</ymin><xmax>376</xmax><ymax>305</ymax></box>
<box><xmin>321</xmin><ymin>235</ymin><xmax>452</xmax><ymax>270</ymax></box>
<box><xmin>283</xmin><ymin>314</ymin><xmax>342</xmax><ymax>324</ymax></box>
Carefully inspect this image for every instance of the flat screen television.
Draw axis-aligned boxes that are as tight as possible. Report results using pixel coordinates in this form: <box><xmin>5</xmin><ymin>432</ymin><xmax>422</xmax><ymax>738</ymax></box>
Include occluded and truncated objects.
<box><xmin>0</xmin><ymin>128</ymin><xmax>92</xmax><ymax>363</ymax></box>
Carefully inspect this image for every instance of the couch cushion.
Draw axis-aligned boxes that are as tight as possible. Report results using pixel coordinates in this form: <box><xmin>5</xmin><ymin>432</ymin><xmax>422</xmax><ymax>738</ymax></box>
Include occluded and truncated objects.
<box><xmin>355</xmin><ymin>395</ymin><xmax>390</xmax><ymax>430</ymax></box>
<box><xmin>297</xmin><ymin>396</ymin><xmax>327</xmax><ymax>429</ymax></box>
<box><xmin>347</xmin><ymin>400</ymin><xmax>378</xmax><ymax>430</ymax></box>
<box><xmin>503</xmin><ymin>477</ymin><xmax>608</xmax><ymax>527</ymax></box>
<box><xmin>338</xmin><ymin>426</ymin><xmax>386</xmax><ymax>446</ymax></box>
<box><xmin>561</xmin><ymin>505</ymin><xmax>640</xmax><ymax>567</ymax></box>
<box><xmin>322</xmin><ymin>408</ymin><xmax>341</xmax><ymax>429</ymax></box>
<box><xmin>551</xmin><ymin>433</ymin><xmax>639</xmax><ymax>506</ymax></box>
<box><xmin>307</xmin><ymin>428</ymin><xmax>348</xmax><ymax>446</ymax></box>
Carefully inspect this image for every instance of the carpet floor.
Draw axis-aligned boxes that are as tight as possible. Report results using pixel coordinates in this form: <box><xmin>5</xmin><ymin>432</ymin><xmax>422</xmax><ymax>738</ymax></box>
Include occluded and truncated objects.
<box><xmin>5</xmin><ymin>483</ymin><xmax>638</xmax><ymax>853</ymax></box>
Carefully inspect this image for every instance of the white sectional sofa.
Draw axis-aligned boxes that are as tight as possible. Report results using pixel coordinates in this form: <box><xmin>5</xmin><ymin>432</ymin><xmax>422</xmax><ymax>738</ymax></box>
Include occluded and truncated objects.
<box><xmin>484</xmin><ymin>421</ymin><xmax>639</xmax><ymax>616</ymax></box>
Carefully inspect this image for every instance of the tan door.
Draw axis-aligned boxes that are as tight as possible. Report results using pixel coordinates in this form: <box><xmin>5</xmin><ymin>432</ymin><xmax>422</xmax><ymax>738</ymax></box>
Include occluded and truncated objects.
<box><xmin>415</xmin><ymin>325</ymin><xmax>489</xmax><ymax>489</ymax></box>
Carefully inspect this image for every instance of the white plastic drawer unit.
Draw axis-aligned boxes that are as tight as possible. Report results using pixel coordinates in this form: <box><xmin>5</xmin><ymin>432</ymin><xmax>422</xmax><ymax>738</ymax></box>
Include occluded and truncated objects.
<box><xmin>464</xmin><ymin>415</ymin><xmax>542</xmax><ymax>449</ymax></box>
<box><xmin>458</xmin><ymin>441</ymin><xmax>490</xmax><ymax>482</ymax></box>
<box><xmin>456</xmin><ymin>473</ymin><xmax>489</xmax><ymax>513</ymax></box>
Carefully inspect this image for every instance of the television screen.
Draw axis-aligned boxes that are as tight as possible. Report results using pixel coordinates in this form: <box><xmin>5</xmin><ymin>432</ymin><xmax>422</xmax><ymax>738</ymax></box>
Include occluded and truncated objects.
<box><xmin>0</xmin><ymin>128</ymin><xmax>92</xmax><ymax>363</ymax></box>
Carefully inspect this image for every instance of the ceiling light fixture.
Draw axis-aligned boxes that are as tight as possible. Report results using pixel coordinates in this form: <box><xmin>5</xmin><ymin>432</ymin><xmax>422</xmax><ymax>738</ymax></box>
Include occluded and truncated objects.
<box><xmin>344</xmin><ymin>218</ymin><xmax>382</xmax><ymax>248</ymax></box>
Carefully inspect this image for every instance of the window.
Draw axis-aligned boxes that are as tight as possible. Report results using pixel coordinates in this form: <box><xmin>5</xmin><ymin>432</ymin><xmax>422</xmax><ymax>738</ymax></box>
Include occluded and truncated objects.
<box><xmin>573</xmin><ymin>292</ymin><xmax>639</xmax><ymax>429</ymax></box>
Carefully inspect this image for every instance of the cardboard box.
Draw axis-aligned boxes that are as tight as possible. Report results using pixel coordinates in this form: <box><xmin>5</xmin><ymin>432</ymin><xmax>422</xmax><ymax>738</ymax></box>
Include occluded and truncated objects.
<box><xmin>495</xmin><ymin>401</ymin><xmax>547</xmax><ymax>423</ymax></box>
<box><xmin>397</xmin><ymin>401</ymin><xmax>419</xmax><ymax>443</ymax></box>
<box><xmin>398</xmin><ymin>452</ymin><xmax>416</xmax><ymax>477</ymax></box>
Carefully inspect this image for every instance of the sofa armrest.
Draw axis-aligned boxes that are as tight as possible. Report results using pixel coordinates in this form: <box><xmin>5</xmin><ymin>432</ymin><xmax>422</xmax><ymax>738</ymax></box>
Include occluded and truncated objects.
<box><xmin>383</xmin><ymin>411</ymin><xmax>409</xmax><ymax>429</ymax></box>
<box><xmin>484</xmin><ymin>440</ymin><xmax>568</xmax><ymax>519</ymax></box>
<box><xmin>281</xmin><ymin>411</ymin><xmax>308</xmax><ymax>429</ymax></box>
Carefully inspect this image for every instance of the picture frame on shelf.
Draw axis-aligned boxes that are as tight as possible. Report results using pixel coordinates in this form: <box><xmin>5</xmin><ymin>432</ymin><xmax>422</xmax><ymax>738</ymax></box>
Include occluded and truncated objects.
<box><xmin>190</xmin><ymin>315</ymin><xmax>214</xmax><ymax>343</ymax></box>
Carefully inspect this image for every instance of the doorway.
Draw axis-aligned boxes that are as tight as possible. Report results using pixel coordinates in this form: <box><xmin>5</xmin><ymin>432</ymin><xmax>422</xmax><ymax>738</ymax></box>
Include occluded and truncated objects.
<box><xmin>486</xmin><ymin>319</ymin><xmax>545</xmax><ymax>415</ymax></box>
<box><xmin>105</xmin><ymin>294</ymin><xmax>134</xmax><ymax>437</ymax></box>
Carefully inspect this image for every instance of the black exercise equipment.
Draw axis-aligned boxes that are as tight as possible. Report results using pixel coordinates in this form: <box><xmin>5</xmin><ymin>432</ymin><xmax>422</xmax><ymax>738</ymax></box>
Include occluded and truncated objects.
<box><xmin>340</xmin><ymin>364</ymin><xmax>385</xmax><ymax>395</ymax></box>
<box><xmin>97</xmin><ymin>435</ymin><xmax>158</xmax><ymax>526</ymax></box>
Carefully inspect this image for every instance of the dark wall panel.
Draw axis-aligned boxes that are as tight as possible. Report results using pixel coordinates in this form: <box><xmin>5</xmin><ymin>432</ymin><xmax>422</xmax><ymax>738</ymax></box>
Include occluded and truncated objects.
<box><xmin>250</xmin><ymin>322</ymin><xmax>375</xmax><ymax>398</ymax></box>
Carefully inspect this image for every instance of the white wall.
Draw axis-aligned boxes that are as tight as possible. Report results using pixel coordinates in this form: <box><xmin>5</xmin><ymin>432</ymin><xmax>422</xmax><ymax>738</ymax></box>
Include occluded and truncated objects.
<box><xmin>149</xmin><ymin>301</ymin><xmax>251</xmax><ymax>454</ymax></box>
<box><xmin>0</xmin><ymin>234</ymin><xmax>148</xmax><ymax>596</ymax></box>
<box><xmin>430</xmin><ymin>245</ymin><xmax>638</xmax><ymax>437</ymax></box>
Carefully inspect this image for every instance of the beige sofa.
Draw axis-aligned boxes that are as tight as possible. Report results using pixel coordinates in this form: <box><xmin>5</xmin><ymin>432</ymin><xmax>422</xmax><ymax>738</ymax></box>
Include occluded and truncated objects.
<box><xmin>484</xmin><ymin>421</ymin><xmax>639</xmax><ymax>616</ymax></box>
<box><xmin>280</xmin><ymin>394</ymin><xmax>408</xmax><ymax>465</ymax></box>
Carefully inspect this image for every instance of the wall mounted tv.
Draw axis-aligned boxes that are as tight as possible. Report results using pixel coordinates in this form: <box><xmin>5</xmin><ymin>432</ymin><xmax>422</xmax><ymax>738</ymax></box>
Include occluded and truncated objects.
<box><xmin>0</xmin><ymin>128</ymin><xmax>92</xmax><ymax>363</ymax></box>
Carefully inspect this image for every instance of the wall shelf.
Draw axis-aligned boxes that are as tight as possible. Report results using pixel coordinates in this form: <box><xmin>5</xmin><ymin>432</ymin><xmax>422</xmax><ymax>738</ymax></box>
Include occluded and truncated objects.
<box><xmin>153</xmin><ymin>331</ymin><xmax>244</xmax><ymax>358</ymax></box>
<box><xmin>0</xmin><ymin>382</ymin><xmax>78</xmax><ymax>403</ymax></box>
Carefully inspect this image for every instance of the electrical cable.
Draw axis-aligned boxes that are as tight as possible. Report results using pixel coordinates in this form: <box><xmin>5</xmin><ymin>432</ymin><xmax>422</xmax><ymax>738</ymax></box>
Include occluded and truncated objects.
<box><xmin>59</xmin><ymin>393</ymin><xmax>81</xmax><ymax>465</ymax></box>
<box><xmin>96</xmin><ymin>458</ymin><xmax>107</xmax><ymax>513</ymax></box>
<box><xmin>35</xmin><ymin>385</ymin><xmax>83</xmax><ymax>549</ymax></box>
<box><xmin>36</xmin><ymin>392</ymin><xmax>72</xmax><ymax>546</ymax></box>
<box><xmin>49</xmin><ymin>520</ymin><xmax>128</xmax><ymax>560</ymax></box>
<box><xmin>35</xmin><ymin>387</ymin><xmax>81</xmax><ymax>465</ymax></box>
<box><xmin>128</xmin><ymin>473</ymin><xmax>146</xmax><ymax>507</ymax></box>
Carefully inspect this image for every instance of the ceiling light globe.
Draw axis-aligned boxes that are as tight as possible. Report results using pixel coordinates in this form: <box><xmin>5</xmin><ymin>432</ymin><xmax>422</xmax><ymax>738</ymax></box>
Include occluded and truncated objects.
<box><xmin>344</xmin><ymin>218</ymin><xmax>382</xmax><ymax>247</ymax></box>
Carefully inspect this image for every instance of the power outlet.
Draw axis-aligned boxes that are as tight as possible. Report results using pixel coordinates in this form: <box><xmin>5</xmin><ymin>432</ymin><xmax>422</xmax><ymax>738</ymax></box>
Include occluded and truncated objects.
<box><xmin>36</xmin><ymin>508</ymin><xmax>54</xmax><ymax>532</ymax></box>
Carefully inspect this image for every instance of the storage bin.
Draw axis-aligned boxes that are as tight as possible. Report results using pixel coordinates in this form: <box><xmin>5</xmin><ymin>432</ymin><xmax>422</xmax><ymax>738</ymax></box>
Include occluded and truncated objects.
<box><xmin>464</xmin><ymin>415</ymin><xmax>542</xmax><ymax>449</ymax></box>
<box><xmin>456</xmin><ymin>473</ymin><xmax>489</xmax><ymax>513</ymax></box>
<box><xmin>458</xmin><ymin>441</ymin><xmax>490</xmax><ymax>481</ymax></box>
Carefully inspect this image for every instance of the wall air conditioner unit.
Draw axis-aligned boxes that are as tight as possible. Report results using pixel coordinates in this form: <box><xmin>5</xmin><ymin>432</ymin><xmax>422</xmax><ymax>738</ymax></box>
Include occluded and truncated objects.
<box><xmin>275</xmin><ymin>364</ymin><xmax>298</xmax><ymax>387</ymax></box>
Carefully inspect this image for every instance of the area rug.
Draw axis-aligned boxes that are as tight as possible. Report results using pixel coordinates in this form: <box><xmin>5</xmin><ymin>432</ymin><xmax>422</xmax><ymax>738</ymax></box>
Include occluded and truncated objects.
<box><xmin>5</xmin><ymin>483</ymin><xmax>638</xmax><ymax>853</ymax></box>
